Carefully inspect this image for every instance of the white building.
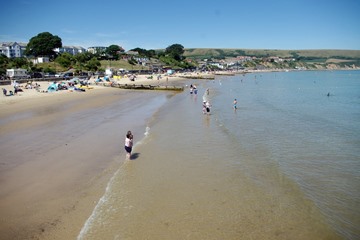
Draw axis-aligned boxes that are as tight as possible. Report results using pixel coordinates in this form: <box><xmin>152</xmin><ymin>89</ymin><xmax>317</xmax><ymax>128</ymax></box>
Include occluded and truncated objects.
<box><xmin>54</xmin><ymin>46</ymin><xmax>86</xmax><ymax>55</ymax></box>
<box><xmin>32</xmin><ymin>57</ymin><xmax>50</xmax><ymax>64</ymax></box>
<box><xmin>87</xmin><ymin>46</ymin><xmax>107</xmax><ymax>54</ymax></box>
<box><xmin>0</xmin><ymin>42</ymin><xmax>27</xmax><ymax>58</ymax></box>
<box><xmin>6</xmin><ymin>68</ymin><xmax>29</xmax><ymax>79</ymax></box>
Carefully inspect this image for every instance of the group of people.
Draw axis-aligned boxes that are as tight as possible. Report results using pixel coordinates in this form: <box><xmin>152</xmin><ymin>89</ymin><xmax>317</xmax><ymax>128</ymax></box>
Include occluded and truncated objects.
<box><xmin>189</xmin><ymin>84</ymin><xmax>198</xmax><ymax>94</ymax></box>
<box><xmin>193</xmin><ymin>85</ymin><xmax>238</xmax><ymax>114</ymax></box>
<box><xmin>123</xmin><ymin>86</ymin><xmax>237</xmax><ymax>159</ymax></box>
<box><xmin>201</xmin><ymin>98</ymin><xmax>237</xmax><ymax>114</ymax></box>
<box><xmin>25</xmin><ymin>81</ymin><xmax>40</xmax><ymax>89</ymax></box>
<box><xmin>2</xmin><ymin>82</ymin><xmax>24</xmax><ymax>97</ymax></box>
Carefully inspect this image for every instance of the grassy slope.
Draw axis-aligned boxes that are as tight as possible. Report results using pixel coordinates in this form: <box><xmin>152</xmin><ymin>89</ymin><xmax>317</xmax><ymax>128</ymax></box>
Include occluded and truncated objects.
<box><xmin>37</xmin><ymin>60</ymin><xmax>148</xmax><ymax>73</ymax></box>
<box><xmin>184</xmin><ymin>48</ymin><xmax>360</xmax><ymax>59</ymax></box>
<box><xmin>100</xmin><ymin>60</ymin><xmax>149</xmax><ymax>70</ymax></box>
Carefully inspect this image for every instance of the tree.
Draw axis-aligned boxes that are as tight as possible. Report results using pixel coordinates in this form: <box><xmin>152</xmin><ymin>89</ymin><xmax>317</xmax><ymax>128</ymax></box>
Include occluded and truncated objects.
<box><xmin>85</xmin><ymin>57</ymin><xmax>101</xmax><ymax>71</ymax></box>
<box><xmin>0</xmin><ymin>55</ymin><xmax>9</xmax><ymax>76</ymax></box>
<box><xmin>74</xmin><ymin>52</ymin><xmax>94</xmax><ymax>64</ymax></box>
<box><xmin>130</xmin><ymin>48</ymin><xmax>156</xmax><ymax>58</ymax></box>
<box><xmin>165</xmin><ymin>44</ymin><xmax>185</xmax><ymax>61</ymax></box>
<box><xmin>9</xmin><ymin>57</ymin><xmax>29</xmax><ymax>69</ymax></box>
<box><xmin>106</xmin><ymin>45</ymin><xmax>123</xmax><ymax>60</ymax></box>
<box><xmin>55</xmin><ymin>53</ymin><xmax>73</xmax><ymax>68</ymax></box>
<box><xmin>25</xmin><ymin>32</ymin><xmax>62</xmax><ymax>58</ymax></box>
<box><xmin>73</xmin><ymin>52</ymin><xmax>94</xmax><ymax>71</ymax></box>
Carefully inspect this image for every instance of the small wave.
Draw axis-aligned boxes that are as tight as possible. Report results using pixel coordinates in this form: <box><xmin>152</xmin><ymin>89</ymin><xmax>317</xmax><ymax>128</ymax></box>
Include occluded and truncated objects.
<box><xmin>77</xmin><ymin>167</ymin><xmax>121</xmax><ymax>240</ymax></box>
<box><xmin>77</xmin><ymin>125</ymin><xmax>151</xmax><ymax>239</ymax></box>
<box><xmin>144</xmin><ymin>126</ymin><xmax>150</xmax><ymax>136</ymax></box>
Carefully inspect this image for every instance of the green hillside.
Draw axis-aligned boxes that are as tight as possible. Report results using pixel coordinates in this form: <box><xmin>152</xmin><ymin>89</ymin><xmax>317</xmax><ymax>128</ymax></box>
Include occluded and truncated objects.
<box><xmin>184</xmin><ymin>48</ymin><xmax>360</xmax><ymax>60</ymax></box>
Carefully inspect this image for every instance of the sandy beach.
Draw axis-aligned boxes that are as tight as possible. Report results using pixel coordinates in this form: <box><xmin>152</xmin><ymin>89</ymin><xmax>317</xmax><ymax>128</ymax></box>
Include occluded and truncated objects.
<box><xmin>0</xmin><ymin>73</ymin><xmax>191</xmax><ymax>240</ymax></box>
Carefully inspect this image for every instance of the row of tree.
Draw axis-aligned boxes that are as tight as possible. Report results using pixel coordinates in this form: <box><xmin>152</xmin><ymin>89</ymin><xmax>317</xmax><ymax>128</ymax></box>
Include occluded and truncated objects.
<box><xmin>25</xmin><ymin>32</ymin><xmax>191</xmax><ymax>65</ymax></box>
<box><xmin>0</xmin><ymin>31</ymin><xmax>194</xmax><ymax>75</ymax></box>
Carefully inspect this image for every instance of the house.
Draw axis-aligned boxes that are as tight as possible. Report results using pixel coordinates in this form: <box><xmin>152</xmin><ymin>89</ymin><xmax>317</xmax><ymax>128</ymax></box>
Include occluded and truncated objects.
<box><xmin>87</xmin><ymin>46</ymin><xmax>107</xmax><ymax>54</ymax></box>
<box><xmin>0</xmin><ymin>42</ymin><xmax>27</xmax><ymax>58</ymax></box>
<box><xmin>236</xmin><ymin>56</ymin><xmax>253</xmax><ymax>62</ymax></box>
<box><xmin>32</xmin><ymin>57</ymin><xmax>50</xmax><ymax>64</ymax></box>
<box><xmin>209</xmin><ymin>62</ymin><xmax>225</xmax><ymax>69</ymax></box>
<box><xmin>54</xmin><ymin>46</ymin><xmax>86</xmax><ymax>55</ymax></box>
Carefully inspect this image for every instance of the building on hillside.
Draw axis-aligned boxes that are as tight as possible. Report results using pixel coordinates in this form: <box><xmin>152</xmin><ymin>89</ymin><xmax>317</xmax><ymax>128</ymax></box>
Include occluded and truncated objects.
<box><xmin>54</xmin><ymin>46</ymin><xmax>86</xmax><ymax>55</ymax></box>
<box><xmin>266</xmin><ymin>56</ymin><xmax>284</xmax><ymax>63</ymax></box>
<box><xmin>209</xmin><ymin>62</ymin><xmax>225</xmax><ymax>69</ymax></box>
<box><xmin>236</xmin><ymin>56</ymin><xmax>253</xmax><ymax>62</ymax></box>
<box><xmin>87</xmin><ymin>46</ymin><xmax>107</xmax><ymax>54</ymax></box>
<box><xmin>32</xmin><ymin>57</ymin><xmax>50</xmax><ymax>64</ymax></box>
<box><xmin>0</xmin><ymin>42</ymin><xmax>27</xmax><ymax>58</ymax></box>
<box><xmin>123</xmin><ymin>50</ymin><xmax>138</xmax><ymax>56</ymax></box>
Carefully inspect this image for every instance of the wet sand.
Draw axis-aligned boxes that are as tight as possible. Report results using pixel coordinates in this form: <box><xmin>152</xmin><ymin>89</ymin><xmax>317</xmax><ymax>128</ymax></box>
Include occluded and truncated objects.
<box><xmin>0</xmin><ymin>81</ymin><xmax>177</xmax><ymax>239</ymax></box>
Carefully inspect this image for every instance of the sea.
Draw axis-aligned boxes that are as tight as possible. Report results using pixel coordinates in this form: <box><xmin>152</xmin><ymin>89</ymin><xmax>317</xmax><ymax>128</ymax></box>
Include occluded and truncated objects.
<box><xmin>78</xmin><ymin>70</ymin><xmax>360</xmax><ymax>240</ymax></box>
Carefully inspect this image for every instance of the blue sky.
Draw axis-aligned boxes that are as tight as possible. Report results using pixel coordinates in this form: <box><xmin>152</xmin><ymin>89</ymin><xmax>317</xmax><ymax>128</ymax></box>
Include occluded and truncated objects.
<box><xmin>1</xmin><ymin>0</ymin><xmax>359</xmax><ymax>50</ymax></box>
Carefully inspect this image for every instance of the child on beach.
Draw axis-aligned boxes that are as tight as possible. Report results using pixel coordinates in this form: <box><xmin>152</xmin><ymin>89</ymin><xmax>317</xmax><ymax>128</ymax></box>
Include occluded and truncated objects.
<box><xmin>125</xmin><ymin>130</ymin><xmax>133</xmax><ymax>159</ymax></box>
<box><xmin>233</xmin><ymin>98</ymin><xmax>237</xmax><ymax>110</ymax></box>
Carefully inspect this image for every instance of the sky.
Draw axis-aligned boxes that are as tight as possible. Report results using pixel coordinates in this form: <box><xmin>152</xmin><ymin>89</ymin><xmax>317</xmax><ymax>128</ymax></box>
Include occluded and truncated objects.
<box><xmin>1</xmin><ymin>0</ymin><xmax>359</xmax><ymax>51</ymax></box>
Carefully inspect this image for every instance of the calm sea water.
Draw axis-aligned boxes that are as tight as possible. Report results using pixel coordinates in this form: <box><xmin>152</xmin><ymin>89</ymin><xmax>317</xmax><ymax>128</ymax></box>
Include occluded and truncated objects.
<box><xmin>78</xmin><ymin>70</ymin><xmax>360</xmax><ymax>240</ymax></box>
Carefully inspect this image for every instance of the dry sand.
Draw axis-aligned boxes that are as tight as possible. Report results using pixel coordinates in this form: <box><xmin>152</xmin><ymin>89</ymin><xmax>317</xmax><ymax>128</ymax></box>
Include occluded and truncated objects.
<box><xmin>0</xmin><ymin>74</ymin><xmax>192</xmax><ymax>240</ymax></box>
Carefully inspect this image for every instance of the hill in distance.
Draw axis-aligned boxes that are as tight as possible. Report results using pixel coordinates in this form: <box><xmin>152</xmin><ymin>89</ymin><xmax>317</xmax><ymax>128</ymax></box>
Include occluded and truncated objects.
<box><xmin>183</xmin><ymin>48</ymin><xmax>360</xmax><ymax>60</ymax></box>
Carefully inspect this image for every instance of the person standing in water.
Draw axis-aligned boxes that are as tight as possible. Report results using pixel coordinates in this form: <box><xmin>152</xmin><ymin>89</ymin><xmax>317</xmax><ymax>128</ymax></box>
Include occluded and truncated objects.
<box><xmin>125</xmin><ymin>130</ymin><xmax>133</xmax><ymax>159</ymax></box>
<box><xmin>202</xmin><ymin>101</ymin><xmax>207</xmax><ymax>114</ymax></box>
<box><xmin>205</xmin><ymin>101</ymin><xmax>211</xmax><ymax>114</ymax></box>
<box><xmin>233</xmin><ymin>98</ymin><xmax>237</xmax><ymax>110</ymax></box>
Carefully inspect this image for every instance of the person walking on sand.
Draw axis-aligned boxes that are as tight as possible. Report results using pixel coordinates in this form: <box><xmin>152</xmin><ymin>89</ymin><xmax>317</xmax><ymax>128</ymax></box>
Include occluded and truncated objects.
<box><xmin>125</xmin><ymin>130</ymin><xmax>133</xmax><ymax>159</ymax></box>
